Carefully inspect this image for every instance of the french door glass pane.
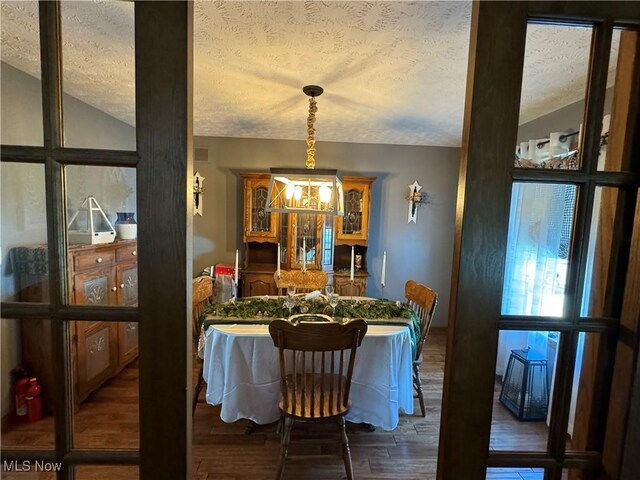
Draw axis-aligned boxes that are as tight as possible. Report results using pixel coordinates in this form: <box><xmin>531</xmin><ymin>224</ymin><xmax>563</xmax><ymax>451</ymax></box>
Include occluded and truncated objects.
<box><xmin>65</xmin><ymin>165</ymin><xmax>138</xmax><ymax>307</ymax></box>
<box><xmin>490</xmin><ymin>330</ymin><xmax>559</xmax><ymax>451</ymax></box>
<box><xmin>72</xmin><ymin>321</ymin><xmax>139</xmax><ymax>449</ymax></box>
<box><xmin>598</xmin><ymin>28</ymin><xmax>638</xmax><ymax>173</ymax></box>
<box><xmin>580</xmin><ymin>187</ymin><xmax>624</xmax><ymax>317</ymax></box>
<box><xmin>1</xmin><ymin>163</ymin><xmax>49</xmax><ymax>303</ymax></box>
<box><xmin>0</xmin><ymin>319</ymin><xmax>55</xmax><ymax>449</ymax></box>
<box><xmin>486</xmin><ymin>468</ymin><xmax>570</xmax><ymax>479</ymax></box>
<box><xmin>75</xmin><ymin>465</ymin><xmax>138</xmax><ymax>479</ymax></box>
<box><xmin>501</xmin><ymin>183</ymin><xmax>577</xmax><ymax>317</ymax></box>
<box><xmin>515</xmin><ymin>24</ymin><xmax>593</xmax><ymax>170</ymax></box>
<box><xmin>565</xmin><ymin>332</ymin><xmax>603</xmax><ymax>452</ymax></box>
<box><xmin>61</xmin><ymin>0</ymin><xmax>135</xmax><ymax>150</ymax></box>
<box><xmin>0</xmin><ymin>0</ymin><xmax>43</xmax><ymax>147</ymax></box>
<box><xmin>486</xmin><ymin>467</ymin><xmax>545</xmax><ymax>479</ymax></box>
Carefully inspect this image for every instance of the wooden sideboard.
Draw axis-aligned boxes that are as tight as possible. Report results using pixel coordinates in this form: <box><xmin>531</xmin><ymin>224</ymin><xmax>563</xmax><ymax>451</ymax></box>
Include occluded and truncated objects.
<box><xmin>15</xmin><ymin>240</ymin><xmax>139</xmax><ymax>411</ymax></box>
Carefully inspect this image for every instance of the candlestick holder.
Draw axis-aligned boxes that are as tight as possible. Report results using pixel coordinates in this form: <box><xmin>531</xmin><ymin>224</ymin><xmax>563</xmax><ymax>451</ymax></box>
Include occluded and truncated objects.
<box><xmin>381</xmin><ymin>284</ymin><xmax>385</xmax><ymax>301</ymax></box>
<box><xmin>350</xmin><ymin>279</ymin><xmax>354</xmax><ymax>302</ymax></box>
<box><xmin>232</xmin><ymin>279</ymin><xmax>238</xmax><ymax>299</ymax></box>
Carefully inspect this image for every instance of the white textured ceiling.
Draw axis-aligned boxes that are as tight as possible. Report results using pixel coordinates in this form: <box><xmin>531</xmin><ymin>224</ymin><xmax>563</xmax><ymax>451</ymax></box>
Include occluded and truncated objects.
<box><xmin>1</xmin><ymin>1</ymin><xmax>619</xmax><ymax>147</ymax></box>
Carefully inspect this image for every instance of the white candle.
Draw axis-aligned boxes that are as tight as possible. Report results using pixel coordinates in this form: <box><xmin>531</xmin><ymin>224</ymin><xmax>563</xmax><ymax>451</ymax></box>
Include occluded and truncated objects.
<box><xmin>234</xmin><ymin>249</ymin><xmax>239</xmax><ymax>284</ymax></box>
<box><xmin>277</xmin><ymin>243</ymin><xmax>281</xmax><ymax>278</ymax></box>
<box><xmin>350</xmin><ymin>246</ymin><xmax>354</xmax><ymax>281</ymax></box>
<box><xmin>302</xmin><ymin>237</ymin><xmax>306</xmax><ymax>272</ymax></box>
<box><xmin>381</xmin><ymin>251</ymin><xmax>386</xmax><ymax>287</ymax></box>
<box><xmin>210</xmin><ymin>265</ymin><xmax>214</xmax><ymax>277</ymax></box>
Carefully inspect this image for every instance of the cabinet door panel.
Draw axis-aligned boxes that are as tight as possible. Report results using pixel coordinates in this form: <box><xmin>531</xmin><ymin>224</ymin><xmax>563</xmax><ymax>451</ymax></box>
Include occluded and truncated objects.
<box><xmin>244</xmin><ymin>177</ymin><xmax>279</xmax><ymax>242</ymax></box>
<box><xmin>335</xmin><ymin>177</ymin><xmax>374</xmax><ymax>245</ymax></box>
<box><xmin>73</xmin><ymin>266</ymin><xmax>116</xmax><ymax>305</ymax></box>
<box><xmin>242</xmin><ymin>273</ymin><xmax>277</xmax><ymax>297</ymax></box>
<box><xmin>118</xmin><ymin>322</ymin><xmax>138</xmax><ymax>366</ymax></box>
<box><xmin>76</xmin><ymin>322</ymin><xmax>118</xmax><ymax>400</ymax></box>
<box><xmin>289</xmin><ymin>213</ymin><xmax>324</xmax><ymax>270</ymax></box>
<box><xmin>334</xmin><ymin>276</ymin><xmax>367</xmax><ymax>297</ymax></box>
<box><xmin>117</xmin><ymin>262</ymin><xmax>138</xmax><ymax>306</ymax></box>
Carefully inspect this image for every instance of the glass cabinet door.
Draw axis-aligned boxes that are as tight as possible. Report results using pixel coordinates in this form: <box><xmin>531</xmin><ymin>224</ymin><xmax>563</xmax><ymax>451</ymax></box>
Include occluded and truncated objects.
<box><xmin>289</xmin><ymin>213</ymin><xmax>322</xmax><ymax>269</ymax></box>
<box><xmin>242</xmin><ymin>175</ymin><xmax>279</xmax><ymax>242</ymax></box>
<box><xmin>343</xmin><ymin>188</ymin><xmax>364</xmax><ymax>234</ymax></box>
<box><xmin>336</xmin><ymin>177</ymin><xmax>374</xmax><ymax>245</ymax></box>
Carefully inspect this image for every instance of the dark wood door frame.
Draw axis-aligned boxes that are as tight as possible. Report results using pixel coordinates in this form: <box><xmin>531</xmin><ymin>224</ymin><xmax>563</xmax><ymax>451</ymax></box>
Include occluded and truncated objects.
<box><xmin>438</xmin><ymin>2</ymin><xmax>640</xmax><ymax>479</ymax></box>
<box><xmin>135</xmin><ymin>1</ymin><xmax>193</xmax><ymax>478</ymax></box>
<box><xmin>1</xmin><ymin>1</ymin><xmax>193</xmax><ymax>478</ymax></box>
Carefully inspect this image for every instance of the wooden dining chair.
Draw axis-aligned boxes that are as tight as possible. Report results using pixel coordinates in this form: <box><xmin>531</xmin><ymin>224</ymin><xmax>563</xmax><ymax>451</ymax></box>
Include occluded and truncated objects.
<box><xmin>192</xmin><ymin>275</ymin><xmax>213</xmax><ymax>415</ymax></box>
<box><xmin>273</xmin><ymin>269</ymin><xmax>328</xmax><ymax>294</ymax></box>
<box><xmin>405</xmin><ymin>280</ymin><xmax>437</xmax><ymax>417</ymax></box>
<box><xmin>269</xmin><ymin>318</ymin><xmax>368</xmax><ymax>480</ymax></box>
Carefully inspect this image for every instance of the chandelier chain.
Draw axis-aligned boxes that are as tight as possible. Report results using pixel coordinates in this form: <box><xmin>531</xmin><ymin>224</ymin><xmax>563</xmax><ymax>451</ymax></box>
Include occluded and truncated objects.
<box><xmin>306</xmin><ymin>97</ymin><xmax>317</xmax><ymax>169</ymax></box>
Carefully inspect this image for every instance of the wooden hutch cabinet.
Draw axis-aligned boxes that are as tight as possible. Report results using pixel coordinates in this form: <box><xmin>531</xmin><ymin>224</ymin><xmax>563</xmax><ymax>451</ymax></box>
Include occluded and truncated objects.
<box><xmin>239</xmin><ymin>172</ymin><xmax>375</xmax><ymax>298</ymax></box>
<box><xmin>16</xmin><ymin>240</ymin><xmax>138</xmax><ymax>410</ymax></box>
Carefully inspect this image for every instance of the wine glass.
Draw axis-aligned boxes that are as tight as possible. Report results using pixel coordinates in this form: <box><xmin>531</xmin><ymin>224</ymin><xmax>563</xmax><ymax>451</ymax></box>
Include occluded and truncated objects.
<box><xmin>324</xmin><ymin>285</ymin><xmax>334</xmax><ymax>296</ymax></box>
<box><xmin>284</xmin><ymin>286</ymin><xmax>297</xmax><ymax>317</ymax></box>
<box><xmin>328</xmin><ymin>293</ymin><xmax>339</xmax><ymax>316</ymax></box>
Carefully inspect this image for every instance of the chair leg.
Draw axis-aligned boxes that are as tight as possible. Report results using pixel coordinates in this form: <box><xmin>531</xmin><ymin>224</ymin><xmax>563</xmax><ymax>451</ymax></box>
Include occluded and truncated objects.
<box><xmin>276</xmin><ymin>416</ymin><xmax>293</xmax><ymax>480</ymax></box>
<box><xmin>276</xmin><ymin>414</ymin><xmax>284</xmax><ymax>438</ymax></box>
<box><xmin>338</xmin><ymin>416</ymin><xmax>353</xmax><ymax>480</ymax></box>
<box><xmin>192</xmin><ymin>364</ymin><xmax>205</xmax><ymax>415</ymax></box>
<box><xmin>413</xmin><ymin>363</ymin><xmax>426</xmax><ymax>417</ymax></box>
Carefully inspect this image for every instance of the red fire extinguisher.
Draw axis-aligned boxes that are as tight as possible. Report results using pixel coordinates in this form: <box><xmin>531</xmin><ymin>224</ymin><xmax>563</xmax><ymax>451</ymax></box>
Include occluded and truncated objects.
<box><xmin>25</xmin><ymin>378</ymin><xmax>43</xmax><ymax>423</ymax></box>
<box><xmin>15</xmin><ymin>377</ymin><xmax>30</xmax><ymax>423</ymax></box>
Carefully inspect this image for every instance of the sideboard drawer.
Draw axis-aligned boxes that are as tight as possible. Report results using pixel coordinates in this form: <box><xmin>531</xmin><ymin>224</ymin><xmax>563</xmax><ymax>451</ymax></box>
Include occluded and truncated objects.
<box><xmin>73</xmin><ymin>250</ymin><xmax>115</xmax><ymax>271</ymax></box>
<box><xmin>116</xmin><ymin>244</ymin><xmax>138</xmax><ymax>262</ymax></box>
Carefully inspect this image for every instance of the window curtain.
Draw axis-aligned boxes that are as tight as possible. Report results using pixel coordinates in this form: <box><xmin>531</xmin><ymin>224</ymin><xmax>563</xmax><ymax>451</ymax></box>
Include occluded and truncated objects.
<box><xmin>496</xmin><ymin>181</ymin><xmax>574</xmax><ymax>377</ymax></box>
<box><xmin>498</xmin><ymin>118</ymin><xmax>609</xmax><ymax>433</ymax></box>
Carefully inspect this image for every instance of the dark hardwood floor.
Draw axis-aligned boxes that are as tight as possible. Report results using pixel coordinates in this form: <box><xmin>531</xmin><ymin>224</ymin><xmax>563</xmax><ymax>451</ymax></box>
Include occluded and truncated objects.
<box><xmin>2</xmin><ymin>330</ymin><xmax>553</xmax><ymax>479</ymax></box>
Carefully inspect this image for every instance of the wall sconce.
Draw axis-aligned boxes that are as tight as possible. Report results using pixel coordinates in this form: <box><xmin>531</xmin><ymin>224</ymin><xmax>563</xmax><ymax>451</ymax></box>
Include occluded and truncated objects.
<box><xmin>407</xmin><ymin>181</ymin><xmax>430</xmax><ymax>224</ymax></box>
<box><xmin>194</xmin><ymin>171</ymin><xmax>205</xmax><ymax>216</ymax></box>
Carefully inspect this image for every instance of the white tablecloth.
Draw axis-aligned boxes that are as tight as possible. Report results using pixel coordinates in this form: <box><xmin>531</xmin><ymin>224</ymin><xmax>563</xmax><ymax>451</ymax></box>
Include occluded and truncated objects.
<box><xmin>203</xmin><ymin>323</ymin><xmax>414</xmax><ymax>430</ymax></box>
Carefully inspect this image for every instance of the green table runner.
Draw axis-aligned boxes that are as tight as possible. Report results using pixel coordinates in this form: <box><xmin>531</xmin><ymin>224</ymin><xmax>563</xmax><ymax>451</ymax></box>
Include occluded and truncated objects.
<box><xmin>199</xmin><ymin>297</ymin><xmax>421</xmax><ymax>357</ymax></box>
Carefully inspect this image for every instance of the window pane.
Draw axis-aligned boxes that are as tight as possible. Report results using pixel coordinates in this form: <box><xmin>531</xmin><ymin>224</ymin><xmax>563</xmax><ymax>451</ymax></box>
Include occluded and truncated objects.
<box><xmin>61</xmin><ymin>0</ymin><xmax>135</xmax><ymax>150</ymax></box>
<box><xmin>1</xmin><ymin>0</ymin><xmax>43</xmax><ymax>147</ymax></box>
<box><xmin>1</xmin><ymin>163</ymin><xmax>48</xmax><ymax>303</ymax></box>
<box><xmin>65</xmin><ymin>165</ymin><xmax>138</xmax><ymax>307</ymax></box>
<box><xmin>72</xmin><ymin>321</ymin><xmax>139</xmax><ymax>449</ymax></box>
<box><xmin>491</xmin><ymin>330</ymin><xmax>559</xmax><ymax>451</ymax></box>
<box><xmin>502</xmin><ymin>183</ymin><xmax>577</xmax><ymax>317</ymax></box>
<box><xmin>1</xmin><ymin>319</ymin><xmax>55</xmax><ymax>449</ymax></box>
<box><xmin>515</xmin><ymin>24</ymin><xmax>592</xmax><ymax>170</ymax></box>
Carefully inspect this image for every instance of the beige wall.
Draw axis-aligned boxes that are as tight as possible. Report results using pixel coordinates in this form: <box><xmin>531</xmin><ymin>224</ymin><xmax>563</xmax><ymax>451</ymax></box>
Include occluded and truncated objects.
<box><xmin>192</xmin><ymin>136</ymin><xmax>460</xmax><ymax>327</ymax></box>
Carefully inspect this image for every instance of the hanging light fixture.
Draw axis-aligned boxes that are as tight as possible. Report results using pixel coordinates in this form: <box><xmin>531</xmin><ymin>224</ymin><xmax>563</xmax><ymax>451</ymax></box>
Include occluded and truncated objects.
<box><xmin>266</xmin><ymin>85</ymin><xmax>344</xmax><ymax>216</ymax></box>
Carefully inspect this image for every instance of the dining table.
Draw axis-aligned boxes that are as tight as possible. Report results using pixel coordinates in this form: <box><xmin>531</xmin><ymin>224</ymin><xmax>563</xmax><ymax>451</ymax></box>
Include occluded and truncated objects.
<box><xmin>200</xmin><ymin>297</ymin><xmax>415</xmax><ymax>431</ymax></box>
